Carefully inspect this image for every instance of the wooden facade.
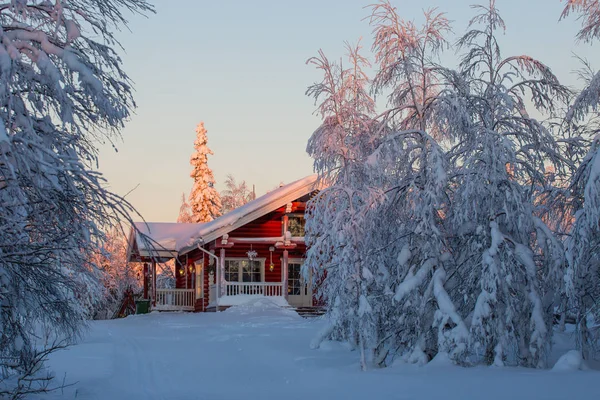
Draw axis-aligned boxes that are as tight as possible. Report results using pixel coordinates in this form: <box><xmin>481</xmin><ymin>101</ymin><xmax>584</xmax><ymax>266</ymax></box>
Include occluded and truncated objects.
<box><xmin>176</xmin><ymin>197</ymin><xmax>312</xmax><ymax>312</ymax></box>
<box><xmin>128</xmin><ymin>175</ymin><xmax>320</xmax><ymax>313</ymax></box>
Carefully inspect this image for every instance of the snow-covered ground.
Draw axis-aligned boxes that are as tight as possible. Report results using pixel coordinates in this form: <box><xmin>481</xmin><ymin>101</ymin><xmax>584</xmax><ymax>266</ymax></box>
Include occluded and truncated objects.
<box><xmin>39</xmin><ymin>300</ymin><xmax>599</xmax><ymax>400</ymax></box>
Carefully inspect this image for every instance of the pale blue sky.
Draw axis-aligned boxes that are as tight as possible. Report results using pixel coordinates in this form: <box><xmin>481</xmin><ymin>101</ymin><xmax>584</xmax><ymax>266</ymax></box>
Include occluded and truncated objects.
<box><xmin>100</xmin><ymin>0</ymin><xmax>598</xmax><ymax>222</ymax></box>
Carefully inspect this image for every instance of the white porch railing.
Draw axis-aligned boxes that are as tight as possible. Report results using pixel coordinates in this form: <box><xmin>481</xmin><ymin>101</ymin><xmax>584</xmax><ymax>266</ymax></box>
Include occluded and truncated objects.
<box><xmin>223</xmin><ymin>282</ymin><xmax>283</xmax><ymax>297</ymax></box>
<box><xmin>155</xmin><ymin>289</ymin><xmax>195</xmax><ymax>311</ymax></box>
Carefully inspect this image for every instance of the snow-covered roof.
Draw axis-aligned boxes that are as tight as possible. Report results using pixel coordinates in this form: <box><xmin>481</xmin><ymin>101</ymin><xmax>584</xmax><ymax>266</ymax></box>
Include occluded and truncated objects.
<box><xmin>127</xmin><ymin>222</ymin><xmax>202</xmax><ymax>260</ymax></box>
<box><xmin>180</xmin><ymin>174</ymin><xmax>319</xmax><ymax>252</ymax></box>
<box><xmin>127</xmin><ymin>174</ymin><xmax>319</xmax><ymax>261</ymax></box>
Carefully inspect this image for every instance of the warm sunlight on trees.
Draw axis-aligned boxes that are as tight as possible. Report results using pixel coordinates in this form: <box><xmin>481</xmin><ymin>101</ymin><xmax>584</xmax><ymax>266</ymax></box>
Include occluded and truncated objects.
<box><xmin>189</xmin><ymin>122</ymin><xmax>222</xmax><ymax>223</ymax></box>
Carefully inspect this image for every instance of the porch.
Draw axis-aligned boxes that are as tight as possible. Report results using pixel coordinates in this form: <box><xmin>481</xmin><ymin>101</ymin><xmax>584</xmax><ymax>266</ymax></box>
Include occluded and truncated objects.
<box><xmin>207</xmin><ymin>281</ymin><xmax>286</xmax><ymax>311</ymax></box>
<box><xmin>152</xmin><ymin>282</ymin><xmax>286</xmax><ymax>312</ymax></box>
<box><xmin>154</xmin><ymin>288</ymin><xmax>196</xmax><ymax>311</ymax></box>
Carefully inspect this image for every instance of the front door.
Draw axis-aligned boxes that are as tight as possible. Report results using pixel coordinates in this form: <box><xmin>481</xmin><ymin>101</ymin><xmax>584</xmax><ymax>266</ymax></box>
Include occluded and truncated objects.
<box><xmin>287</xmin><ymin>260</ymin><xmax>312</xmax><ymax>307</ymax></box>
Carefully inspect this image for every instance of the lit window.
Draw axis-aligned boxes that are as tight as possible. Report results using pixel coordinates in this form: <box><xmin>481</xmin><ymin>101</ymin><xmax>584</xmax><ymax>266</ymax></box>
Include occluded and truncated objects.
<box><xmin>224</xmin><ymin>259</ymin><xmax>263</xmax><ymax>282</ymax></box>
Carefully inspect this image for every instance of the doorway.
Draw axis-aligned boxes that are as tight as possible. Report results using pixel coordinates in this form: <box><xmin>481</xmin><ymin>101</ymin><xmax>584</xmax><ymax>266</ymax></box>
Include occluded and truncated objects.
<box><xmin>287</xmin><ymin>259</ymin><xmax>312</xmax><ymax>307</ymax></box>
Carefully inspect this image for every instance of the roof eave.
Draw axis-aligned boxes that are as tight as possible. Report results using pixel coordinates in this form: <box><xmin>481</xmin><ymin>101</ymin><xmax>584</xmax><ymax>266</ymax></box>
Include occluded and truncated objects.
<box><xmin>178</xmin><ymin>177</ymin><xmax>317</xmax><ymax>255</ymax></box>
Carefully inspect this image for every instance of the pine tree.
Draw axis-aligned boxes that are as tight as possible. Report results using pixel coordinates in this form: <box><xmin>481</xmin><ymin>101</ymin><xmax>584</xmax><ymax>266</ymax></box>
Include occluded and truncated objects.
<box><xmin>188</xmin><ymin>122</ymin><xmax>222</xmax><ymax>223</ymax></box>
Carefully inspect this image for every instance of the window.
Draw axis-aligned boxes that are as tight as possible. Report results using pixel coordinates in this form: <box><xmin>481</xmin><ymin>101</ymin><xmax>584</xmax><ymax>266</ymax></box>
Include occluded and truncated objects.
<box><xmin>288</xmin><ymin>262</ymin><xmax>302</xmax><ymax>295</ymax></box>
<box><xmin>286</xmin><ymin>214</ymin><xmax>305</xmax><ymax>237</ymax></box>
<box><xmin>224</xmin><ymin>259</ymin><xmax>263</xmax><ymax>282</ymax></box>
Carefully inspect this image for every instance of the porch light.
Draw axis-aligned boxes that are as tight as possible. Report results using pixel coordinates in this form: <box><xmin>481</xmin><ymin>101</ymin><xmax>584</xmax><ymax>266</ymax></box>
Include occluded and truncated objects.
<box><xmin>269</xmin><ymin>246</ymin><xmax>275</xmax><ymax>272</ymax></box>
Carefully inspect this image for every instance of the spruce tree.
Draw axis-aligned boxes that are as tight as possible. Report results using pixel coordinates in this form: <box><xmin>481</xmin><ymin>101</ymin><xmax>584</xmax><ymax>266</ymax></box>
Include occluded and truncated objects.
<box><xmin>188</xmin><ymin>122</ymin><xmax>222</xmax><ymax>223</ymax></box>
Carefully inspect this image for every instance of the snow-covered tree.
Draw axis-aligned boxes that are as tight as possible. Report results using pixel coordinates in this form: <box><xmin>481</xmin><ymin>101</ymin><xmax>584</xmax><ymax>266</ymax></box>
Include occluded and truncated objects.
<box><xmin>304</xmin><ymin>41</ymin><xmax>381</xmax><ymax>370</ymax></box>
<box><xmin>177</xmin><ymin>192</ymin><xmax>193</xmax><ymax>223</ymax></box>
<box><xmin>369</xmin><ymin>1</ymin><xmax>449</xmax><ymax>137</ymax></box>
<box><xmin>189</xmin><ymin>122</ymin><xmax>221</xmax><ymax>223</ymax></box>
<box><xmin>306</xmin><ymin>0</ymin><xmax>573</xmax><ymax>370</ymax></box>
<box><xmin>364</xmin><ymin>2</ymin><xmax>470</xmax><ymax>365</ymax></box>
<box><xmin>437</xmin><ymin>1</ymin><xmax>569</xmax><ymax>367</ymax></box>
<box><xmin>91</xmin><ymin>229</ymin><xmax>142</xmax><ymax>320</ymax></box>
<box><xmin>306</xmin><ymin>3</ymin><xmax>466</xmax><ymax>369</ymax></box>
<box><xmin>220</xmin><ymin>174</ymin><xmax>254</xmax><ymax>214</ymax></box>
<box><xmin>562</xmin><ymin>0</ymin><xmax>600</xmax><ymax>42</ymax></box>
<box><xmin>560</xmin><ymin>0</ymin><xmax>600</xmax><ymax>360</ymax></box>
<box><xmin>0</xmin><ymin>0</ymin><xmax>152</xmax><ymax>396</ymax></box>
<box><xmin>566</xmin><ymin>136</ymin><xmax>600</xmax><ymax>360</ymax></box>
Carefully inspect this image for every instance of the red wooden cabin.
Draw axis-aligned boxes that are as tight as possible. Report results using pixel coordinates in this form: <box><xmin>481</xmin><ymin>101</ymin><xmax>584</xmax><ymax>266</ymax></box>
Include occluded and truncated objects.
<box><xmin>126</xmin><ymin>175</ymin><xmax>319</xmax><ymax>312</ymax></box>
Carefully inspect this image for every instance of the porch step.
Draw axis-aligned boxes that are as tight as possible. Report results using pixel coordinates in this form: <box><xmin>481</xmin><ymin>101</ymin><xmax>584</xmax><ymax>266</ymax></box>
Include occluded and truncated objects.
<box><xmin>205</xmin><ymin>305</ymin><xmax>231</xmax><ymax>312</ymax></box>
<box><xmin>293</xmin><ymin>306</ymin><xmax>326</xmax><ymax>318</ymax></box>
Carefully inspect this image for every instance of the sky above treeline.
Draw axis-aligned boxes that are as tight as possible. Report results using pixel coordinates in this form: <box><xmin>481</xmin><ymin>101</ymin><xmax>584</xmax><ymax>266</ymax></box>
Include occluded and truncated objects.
<box><xmin>100</xmin><ymin>0</ymin><xmax>600</xmax><ymax>222</ymax></box>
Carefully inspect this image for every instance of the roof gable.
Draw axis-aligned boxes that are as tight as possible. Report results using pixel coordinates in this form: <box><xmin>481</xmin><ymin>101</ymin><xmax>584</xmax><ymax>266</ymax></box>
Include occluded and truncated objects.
<box><xmin>127</xmin><ymin>175</ymin><xmax>319</xmax><ymax>260</ymax></box>
<box><xmin>179</xmin><ymin>174</ymin><xmax>318</xmax><ymax>253</ymax></box>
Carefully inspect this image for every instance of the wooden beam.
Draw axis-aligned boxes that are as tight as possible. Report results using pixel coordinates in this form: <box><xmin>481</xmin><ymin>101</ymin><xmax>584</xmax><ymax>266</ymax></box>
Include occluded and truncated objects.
<box><xmin>152</xmin><ymin>260</ymin><xmax>157</xmax><ymax>307</ymax></box>
<box><xmin>214</xmin><ymin>242</ymin><xmax>235</xmax><ymax>249</ymax></box>
<box><xmin>275</xmin><ymin>242</ymin><xmax>297</xmax><ymax>250</ymax></box>
<box><xmin>143</xmin><ymin>262</ymin><xmax>149</xmax><ymax>299</ymax></box>
<box><xmin>283</xmin><ymin>249</ymin><xmax>289</xmax><ymax>301</ymax></box>
<box><xmin>219</xmin><ymin>248</ymin><xmax>226</xmax><ymax>302</ymax></box>
<box><xmin>225</xmin><ymin>236</ymin><xmax>305</xmax><ymax>244</ymax></box>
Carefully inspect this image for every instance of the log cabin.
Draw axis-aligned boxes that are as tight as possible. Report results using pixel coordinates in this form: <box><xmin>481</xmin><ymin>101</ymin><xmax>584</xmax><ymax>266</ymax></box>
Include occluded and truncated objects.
<box><xmin>126</xmin><ymin>175</ymin><xmax>320</xmax><ymax>313</ymax></box>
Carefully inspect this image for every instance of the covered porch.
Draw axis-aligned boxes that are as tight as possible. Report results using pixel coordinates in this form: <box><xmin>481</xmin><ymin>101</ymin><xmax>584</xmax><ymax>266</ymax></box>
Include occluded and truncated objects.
<box><xmin>126</xmin><ymin>222</ymin><xmax>203</xmax><ymax>312</ymax></box>
<box><xmin>127</xmin><ymin>224</ymin><xmax>308</xmax><ymax>313</ymax></box>
<box><xmin>203</xmin><ymin>231</ymin><xmax>307</xmax><ymax>312</ymax></box>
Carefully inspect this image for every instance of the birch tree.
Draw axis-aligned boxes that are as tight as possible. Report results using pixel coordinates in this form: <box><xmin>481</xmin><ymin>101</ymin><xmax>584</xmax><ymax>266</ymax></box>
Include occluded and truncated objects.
<box><xmin>91</xmin><ymin>229</ymin><xmax>142</xmax><ymax>320</ymax></box>
<box><xmin>437</xmin><ymin>0</ymin><xmax>569</xmax><ymax>367</ymax></box>
<box><xmin>361</xmin><ymin>2</ymin><xmax>470</xmax><ymax>365</ymax></box>
<box><xmin>304</xmin><ymin>42</ymin><xmax>380</xmax><ymax>370</ymax></box>
<box><xmin>220</xmin><ymin>174</ymin><xmax>254</xmax><ymax>214</ymax></box>
<box><xmin>177</xmin><ymin>192</ymin><xmax>193</xmax><ymax>223</ymax></box>
<box><xmin>0</xmin><ymin>0</ymin><xmax>152</xmax><ymax>396</ymax></box>
<box><xmin>561</xmin><ymin>0</ymin><xmax>600</xmax><ymax>360</ymax></box>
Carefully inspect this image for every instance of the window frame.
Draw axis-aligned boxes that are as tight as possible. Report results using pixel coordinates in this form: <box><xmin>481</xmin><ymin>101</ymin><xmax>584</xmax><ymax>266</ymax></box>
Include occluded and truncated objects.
<box><xmin>224</xmin><ymin>257</ymin><xmax>265</xmax><ymax>283</ymax></box>
<box><xmin>285</xmin><ymin>213</ymin><xmax>306</xmax><ymax>237</ymax></box>
<box><xmin>287</xmin><ymin>258</ymin><xmax>308</xmax><ymax>296</ymax></box>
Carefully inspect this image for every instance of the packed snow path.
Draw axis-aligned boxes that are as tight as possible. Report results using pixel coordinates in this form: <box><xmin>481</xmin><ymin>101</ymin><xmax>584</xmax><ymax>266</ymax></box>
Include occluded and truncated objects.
<box><xmin>42</xmin><ymin>302</ymin><xmax>599</xmax><ymax>400</ymax></box>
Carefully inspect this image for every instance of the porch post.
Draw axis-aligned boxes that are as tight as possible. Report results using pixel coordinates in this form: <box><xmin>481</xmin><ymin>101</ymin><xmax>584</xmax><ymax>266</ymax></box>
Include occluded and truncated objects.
<box><xmin>283</xmin><ymin>249</ymin><xmax>289</xmax><ymax>300</ymax></box>
<box><xmin>185</xmin><ymin>260</ymin><xmax>189</xmax><ymax>289</ymax></box>
<box><xmin>143</xmin><ymin>262</ymin><xmax>149</xmax><ymax>299</ymax></box>
<box><xmin>219</xmin><ymin>248</ymin><xmax>226</xmax><ymax>300</ymax></box>
<box><xmin>151</xmin><ymin>260</ymin><xmax>157</xmax><ymax>306</ymax></box>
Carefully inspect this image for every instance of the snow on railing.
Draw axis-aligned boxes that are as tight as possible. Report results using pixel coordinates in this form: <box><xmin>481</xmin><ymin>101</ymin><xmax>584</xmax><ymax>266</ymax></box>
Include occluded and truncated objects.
<box><xmin>155</xmin><ymin>289</ymin><xmax>195</xmax><ymax>311</ymax></box>
<box><xmin>223</xmin><ymin>282</ymin><xmax>283</xmax><ymax>297</ymax></box>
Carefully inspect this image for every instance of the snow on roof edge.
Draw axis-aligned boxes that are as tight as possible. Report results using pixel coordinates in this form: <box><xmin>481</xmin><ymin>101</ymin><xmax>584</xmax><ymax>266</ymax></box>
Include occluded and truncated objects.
<box><xmin>126</xmin><ymin>174</ymin><xmax>320</xmax><ymax>260</ymax></box>
<box><xmin>127</xmin><ymin>222</ymin><xmax>205</xmax><ymax>261</ymax></box>
<box><xmin>178</xmin><ymin>174</ymin><xmax>319</xmax><ymax>254</ymax></box>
